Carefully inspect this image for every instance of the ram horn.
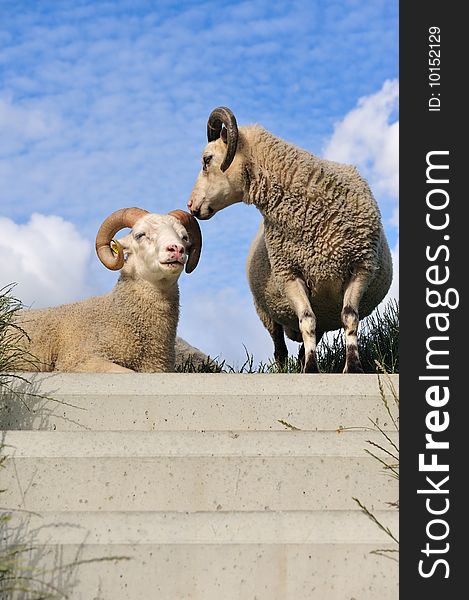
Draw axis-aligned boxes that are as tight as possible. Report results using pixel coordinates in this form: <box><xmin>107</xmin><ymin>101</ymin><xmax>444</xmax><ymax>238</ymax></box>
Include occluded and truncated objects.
<box><xmin>207</xmin><ymin>106</ymin><xmax>238</xmax><ymax>172</ymax></box>
<box><xmin>95</xmin><ymin>207</ymin><xmax>149</xmax><ymax>270</ymax></box>
<box><xmin>168</xmin><ymin>209</ymin><xmax>202</xmax><ymax>273</ymax></box>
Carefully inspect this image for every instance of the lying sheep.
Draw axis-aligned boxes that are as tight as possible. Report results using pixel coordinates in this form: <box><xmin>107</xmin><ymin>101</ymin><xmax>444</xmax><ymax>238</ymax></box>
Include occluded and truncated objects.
<box><xmin>175</xmin><ymin>336</ymin><xmax>211</xmax><ymax>370</ymax></box>
<box><xmin>13</xmin><ymin>207</ymin><xmax>202</xmax><ymax>373</ymax></box>
<box><xmin>188</xmin><ymin>107</ymin><xmax>392</xmax><ymax>373</ymax></box>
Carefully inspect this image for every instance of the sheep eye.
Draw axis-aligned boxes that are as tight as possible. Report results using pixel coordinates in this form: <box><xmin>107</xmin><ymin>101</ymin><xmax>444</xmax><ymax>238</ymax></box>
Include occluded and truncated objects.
<box><xmin>181</xmin><ymin>235</ymin><xmax>189</xmax><ymax>242</ymax></box>
<box><xmin>203</xmin><ymin>155</ymin><xmax>213</xmax><ymax>170</ymax></box>
<box><xmin>134</xmin><ymin>232</ymin><xmax>145</xmax><ymax>240</ymax></box>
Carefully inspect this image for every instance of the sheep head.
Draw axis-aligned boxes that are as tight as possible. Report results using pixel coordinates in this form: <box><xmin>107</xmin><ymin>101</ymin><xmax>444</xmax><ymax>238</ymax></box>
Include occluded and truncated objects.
<box><xmin>96</xmin><ymin>209</ymin><xmax>202</xmax><ymax>284</ymax></box>
<box><xmin>188</xmin><ymin>106</ymin><xmax>245</xmax><ymax>220</ymax></box>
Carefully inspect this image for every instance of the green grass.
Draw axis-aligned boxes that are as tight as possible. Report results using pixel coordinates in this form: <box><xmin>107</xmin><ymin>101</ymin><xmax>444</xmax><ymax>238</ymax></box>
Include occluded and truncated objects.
<box><xmin>177</xmin><ymin>299</ymin><xmax>399</xmax><ymax>374</ymax></box>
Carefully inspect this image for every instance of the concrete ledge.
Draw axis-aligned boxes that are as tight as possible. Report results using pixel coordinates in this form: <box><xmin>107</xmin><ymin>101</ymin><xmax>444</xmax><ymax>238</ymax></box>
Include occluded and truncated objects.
<box><xmin>2</xmin><ymin>371</ymin><xmax>399</xmax><ymax>395</ymax></box>
<box><xmin>1</xmin><ymin>372</ymin><xmax>399</xmax><ymax>599</ymax></box>
<box><xmin>7</xmin><ymin>510</ymin><xmax>398</xmax><ymax>545</ymax></box>
<box><xmin>10</xmin><ymin>543</ymin><xmax>398</xmax><ymax>600</ymax></box>
<box><xmin>1</xmin><ymin>373</ymin><xmax>399</xmax><ymax>432</ymax></box>
<box><xmin>4</xmin><ymin>454</ymin><xmax>397</xmax><ymax>512</ymax></box>
<box><xmin>3</xmin><ymin>430</ymin><xmax>399</xmax><ymax>458</ymax></box>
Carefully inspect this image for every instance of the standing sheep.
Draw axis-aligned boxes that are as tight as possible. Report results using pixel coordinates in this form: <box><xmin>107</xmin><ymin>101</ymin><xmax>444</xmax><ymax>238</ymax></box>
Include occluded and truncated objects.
<box><xmin>188</xmin><ymin>107</ymin><xmax>392</xmax><ymax>373</ymax></box>
<box><xmin>13</xmin><ymin>207</ymin><xmax>203</xmax><ymax>373</ymax></box>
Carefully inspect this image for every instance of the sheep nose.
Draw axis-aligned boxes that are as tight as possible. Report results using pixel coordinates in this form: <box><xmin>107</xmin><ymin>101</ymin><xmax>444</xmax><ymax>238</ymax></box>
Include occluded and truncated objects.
<box><xmin>188</xmin><ymin>195</ymin><xmax>202</xmax><ymax>217</ymax></box>
<box><xmin>167</xmin><ymin>244</ymin><xmax>184</xmax><ymax>257</ymax></box>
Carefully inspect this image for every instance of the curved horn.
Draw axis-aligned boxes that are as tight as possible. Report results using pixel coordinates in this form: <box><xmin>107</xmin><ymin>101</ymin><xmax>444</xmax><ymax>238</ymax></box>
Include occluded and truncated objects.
<box><xmin>95</xmin><ymin>207</ymin><xmax>149</xmax><ymax>270</ymax></box>
<box><xmin>207</xmin><ymin>106</ymin><xmax>238</xmax><ymax>172</ymax></box>
<box><xmin>168</xmin><ymin>209</ymin><xmax>202</xmax><ymax>273</ymax></box>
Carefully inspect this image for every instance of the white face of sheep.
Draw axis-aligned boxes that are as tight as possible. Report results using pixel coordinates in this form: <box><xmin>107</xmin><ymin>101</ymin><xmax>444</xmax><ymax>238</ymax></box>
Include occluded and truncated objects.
<box><xmin>188</xmin><ymin>138</ymin><xmax>245</xmax><ymax>220</ymax></box>
<box><xmin>117</xmin><ymin>214</ymin><xmax>190</xmax><ymax>286</ymax></box>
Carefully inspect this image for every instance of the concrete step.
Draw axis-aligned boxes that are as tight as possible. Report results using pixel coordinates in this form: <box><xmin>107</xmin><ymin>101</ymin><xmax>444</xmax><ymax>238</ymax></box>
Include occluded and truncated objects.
<box><xmin>3</xmin><ymin>455</ymin><xmax>397</xmax><ymax>513</ymax></box>
<box><xmin>1</xmin><ymin>373</ymin><xmax>399</xmax><ymax>599</ymax></box>
<box><xmin>4</xmin><ymin>542</ymin><xmax>398</xmax><ymax>600</ymax></box>
<box><xmin>6</xmin><ymin>510</ymin><xmax>398</xmax><ymax>545</ymax></box>
<box><xmin>1</xmin><ymin>372</ymin><xmax>399</xmax><ymax>432</ymax></box>
<box><xmin>3</xmin><ymin>428</ymin><xmax>397</xmax><ymax>515</ymax></box>
<box><xmin>2</xmin><ymin>429</ymin><xmax>399</xmax><ymax>458</ymax></box>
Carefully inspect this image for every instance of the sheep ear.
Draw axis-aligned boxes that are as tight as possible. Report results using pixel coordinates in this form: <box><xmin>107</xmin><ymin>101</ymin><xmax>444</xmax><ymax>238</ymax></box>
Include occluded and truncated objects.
<box><xmin>220</xmin><ymin>127</ymin><xmax>227</xmax><ymax>144</ymax></box>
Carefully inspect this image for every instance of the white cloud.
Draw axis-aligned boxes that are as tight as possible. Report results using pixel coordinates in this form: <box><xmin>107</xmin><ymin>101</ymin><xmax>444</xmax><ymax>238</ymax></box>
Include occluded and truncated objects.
<box><xmin>0</xmin><ymin>213</ymin><xmax>96</xmax><ymax>308</ymax></box>
<box><xmin>323</xmin><ymin>79</ymin><xmax>399</xmax><ymax>201</ymax></box>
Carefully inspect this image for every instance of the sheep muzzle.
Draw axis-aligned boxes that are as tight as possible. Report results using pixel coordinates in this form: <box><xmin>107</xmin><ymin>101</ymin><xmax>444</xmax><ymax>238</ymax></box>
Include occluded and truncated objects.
<box><xmin>167</xmin><ymin>210</ymin><xmax>202</xmax><ymax>273</ymax></box>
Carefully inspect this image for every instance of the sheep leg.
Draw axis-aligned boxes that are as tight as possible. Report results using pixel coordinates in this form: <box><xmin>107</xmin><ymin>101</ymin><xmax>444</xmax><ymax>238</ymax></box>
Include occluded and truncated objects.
<box><xmin>262</xmin><ymin>319</ymin><xmax>288</xmax><ymax>367</ymax></box>
<box><xmin>298</xmin><ymin>327</ymin><xmax>322</xmax><ymax>369</ymax></box>
<box><xmin>284</xmin><ymin>278</ymin><xmax>318</xmax><ymax>373</ymax></box>
<box><xmin>271</xmin><ymin>322</ymin><xmax>289</xmax><ymax>367</ymax></box>
<box><xmin>252</xmin><ymin>299</ymin><xmax>288</xmax><ymax>366</ymax></box>
<box><xmin>341</xmin><ymin>270</ymin><xmax>370</xmax><ymax>374</ymax></box>
<box><xmin>298</xmin><ymin>343</ymin><xmax>305</xmax><ymax>368</ymax></box>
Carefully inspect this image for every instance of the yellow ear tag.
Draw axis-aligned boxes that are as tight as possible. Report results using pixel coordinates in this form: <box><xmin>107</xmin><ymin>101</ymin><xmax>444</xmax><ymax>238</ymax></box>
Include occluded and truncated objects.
<box><xmin>110</xmin><ymin>240</ymin><xmax>120</xmax><ymax>255</ymax></box>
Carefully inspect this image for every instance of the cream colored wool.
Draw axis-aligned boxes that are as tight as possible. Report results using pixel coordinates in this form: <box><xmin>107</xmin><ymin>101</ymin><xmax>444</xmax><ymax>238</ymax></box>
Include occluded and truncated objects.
<box><xmin>189</xmin><ymin>120</ymin><xmax>393</xmax><ymax>370</ymax></box>
<box><xmin>15</xmin><ymin>278</ymin><xmax>179</xmax><ymax>372</ymax></box>
<box><xmin>241</xmin><ymin>126</ymin><xmax>393</xmax><ymax>339</ymax></box>
<box><xmin>12</xmin><ymin>212</ymin><xmax>207</xmax><ymax>373</ymax></box>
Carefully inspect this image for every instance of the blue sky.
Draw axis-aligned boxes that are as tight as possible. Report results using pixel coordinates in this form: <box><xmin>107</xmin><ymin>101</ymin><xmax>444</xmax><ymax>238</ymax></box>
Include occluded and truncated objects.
<box><xmin>0</xmin><ymin>0</ymin><xmax>399</xmax><ymax>366</ymax></box>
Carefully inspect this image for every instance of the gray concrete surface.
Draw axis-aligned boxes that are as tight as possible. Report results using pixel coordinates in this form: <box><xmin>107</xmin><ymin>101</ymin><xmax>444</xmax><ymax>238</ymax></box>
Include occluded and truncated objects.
<box><xmin>2</xmin><ymin>543</ymin><xmax>399</xmax><ymax>600</ymax></box>
<box><xmin>1</xmin><ymin>372</ymin><xmax>399</xmax><ymax>432</ymax></box>
<box><xmin>1</xmin><ymin>373</ymin><xmax>399</xmax><ymax>599</ymax></box>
